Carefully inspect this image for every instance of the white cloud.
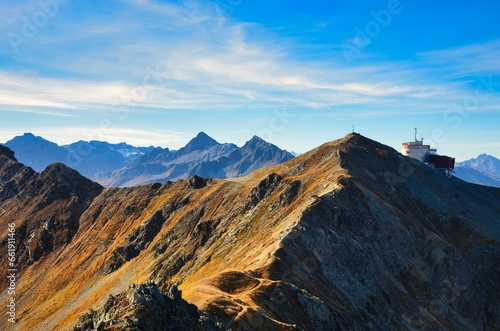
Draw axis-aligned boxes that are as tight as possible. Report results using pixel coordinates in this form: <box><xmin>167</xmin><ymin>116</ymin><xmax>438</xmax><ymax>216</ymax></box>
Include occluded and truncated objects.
<box><xmin>1</xmin><ymin>0</ymin><xmax>499</xmax><ymax>125</ymax></box>
<box><xmin>0</xmin><ymin>70</ymin><xmax>140</xmax><ymax>112</ymax></box>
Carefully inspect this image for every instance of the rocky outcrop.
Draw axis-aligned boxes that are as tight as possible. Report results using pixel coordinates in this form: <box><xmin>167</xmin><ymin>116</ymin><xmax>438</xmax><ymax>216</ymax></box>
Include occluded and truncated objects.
<box><xmin>0</xmin><ymin>144</ymin><xmax>17</xmax><ymax>162</ymax></box>
<box><xmin>246</xmin><ymin>173</ymin><xmax>283</xmax><ymax>208</ymax></box>
<box><xmin>0</xmin><ymin>146</ymin><xmax>35</xmax><ymax>201</ymax></box>
<box><xmin>21</xmin><ymin>163</ymin><xmax>104</xmax><ymax>263</ymax></box>
<box><xmin>73</xmin><ymin>283</ymin><xmax>224</xmax><ymax>331</ymax></box>
<box><xmin>189</xmin><ymin>175</ymin><xmax>208</xmax><ymax>189</ymax></box>
<box><xmin>105</xmin><ymin>211</ymin><xmax>167</xmax><ymax>273</ymax></box>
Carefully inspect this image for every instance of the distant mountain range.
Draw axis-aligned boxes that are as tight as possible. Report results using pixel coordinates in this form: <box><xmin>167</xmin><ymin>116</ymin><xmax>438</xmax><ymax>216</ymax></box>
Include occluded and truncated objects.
<box><xmin>453</xmin><ymin>154</ymin><xmax>500</xmax><ymax>187</ymax></box>
<box><xmin>2</xmin><ymin>132</ymin><xmax>294</xmax><ymax>187</ymax></box>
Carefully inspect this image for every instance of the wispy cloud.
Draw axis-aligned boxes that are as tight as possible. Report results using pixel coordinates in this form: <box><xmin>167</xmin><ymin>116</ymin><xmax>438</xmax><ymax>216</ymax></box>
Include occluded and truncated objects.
<box><xmin>0</xmin><ymin>70</ymin><xmax>139</xmax><ymax>112</ymax></box>
<box><xmin>1</xmin><ymin>0</ymin><xmax>499</xmax><ymax>125</ymax></box>
<box><xmin>418</xmin><ymin>40</ymin><xmax>500</xmax><ymax>77</ymax></box>
<box><xmin>0</xmin><ymin>107</ymin><xmax>75</xmax><ymax>117</ymax></box>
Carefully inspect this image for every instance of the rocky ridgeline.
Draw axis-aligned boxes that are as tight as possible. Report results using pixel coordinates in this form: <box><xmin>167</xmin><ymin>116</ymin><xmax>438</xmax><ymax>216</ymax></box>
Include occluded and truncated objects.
<box><xmin>0</xmin><ymin>145</ymin><xmax>16</xmax><ymax>162</ymax></box>
<box><xmin>73</xmin><ymin>282</ymin><xmax>224</xmax><ymax>331</ymax></box>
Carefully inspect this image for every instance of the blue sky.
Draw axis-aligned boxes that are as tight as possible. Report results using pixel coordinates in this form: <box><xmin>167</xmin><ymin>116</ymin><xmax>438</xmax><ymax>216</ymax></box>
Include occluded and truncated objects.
<box><xmin>1</xmin><ymin>0</ymin><xmax>499</xmax><ymax>161</ymax></box>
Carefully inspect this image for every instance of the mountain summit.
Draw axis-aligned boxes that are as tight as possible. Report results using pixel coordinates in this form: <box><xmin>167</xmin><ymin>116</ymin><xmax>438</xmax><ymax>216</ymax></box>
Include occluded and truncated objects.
<box><xmin>183</xmin><ymin>131</ymin><xmax>220</xmax><ymax>152</ymax></box>
<box><xmin>4</xmin><ymin>132</ymin><xmax>68</xmax><ymax>171</ymax></box>
<box><xmin>454</xmin><ymin>153</ymin><xmax>500</xmax><ymax>187</ymax></box>
<box><xmin>461</xmin><ymin>153</ymin><xmax>500</xmax><ymax>176</ymax></box>
<box><xmin>0</xmin><ymin>134</ymin><xmax>499</xmax><ymax>330</ymax></box>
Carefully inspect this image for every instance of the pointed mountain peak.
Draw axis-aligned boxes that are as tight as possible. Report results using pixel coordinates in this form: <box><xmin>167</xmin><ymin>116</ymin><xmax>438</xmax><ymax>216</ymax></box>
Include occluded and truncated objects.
<box><xmin>477</xmin><ymin>153</ymin><xmax>496</xmax><ymax>161</ymax></box>
<box><xmin>243</xmin><ymin>135</ymin><xmax>267</xmax><ymax>148</ymax></box>
<box><xmin>250</xmin><ymin>135</ymin><xmax>265</xmax><ymax>142</ymax></box>
<box><xmin>461</xmin><ymin>153</ymin><xmax>499</xmax><ymax>166</ymax></box>
<box><xmin>191</xmin><ymin>131</ymin><xmax>218</xmax><ymax>144</ymax></box>
<box><xmin>19</xmin><ymin>132</ymin><xmax>48</xmax><ymax>141</ymax></box>
<box><xmin>41</xmin><ymin>162</ymin><xmax>103</xmax><ymax>190</ymax></box>
<box><xmin>340</xmin><ymin>133</ymin><xmax>397</xmax><ymax>152</ymax></box>
<box><xmin>43</xmin><ymin>162</ymin><xmax>85</xmax><ymax>178</ymax></box>
<box><xmin>184</xmin><ymin>132</ymin><xmax>219</xmax><ymax>151</ymax></box>
<box><xmin>196</xmin><ymin>131</ymin><xmax>209</xmax><ymax>137</ymax></box>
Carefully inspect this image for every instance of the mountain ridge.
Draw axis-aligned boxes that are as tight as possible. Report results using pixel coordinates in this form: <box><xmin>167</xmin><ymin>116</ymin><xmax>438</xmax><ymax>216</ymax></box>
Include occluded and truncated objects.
<box><xmin>3</xmin><ymin>133</ymin><xmax>155</xmax><ymax>176</ymax></box>
<box><xmin>454</xmin><ymin>153</ymin><xmax>500</xmax><ymax>187</ymax></box>
<box><xmin>3</xmin><ymin>132</ymin><xmax>294</xmax><ymax>188</ymax></box>
<box><xmin>0</xmin><ymin>133</ymin><xmax>499</xmax><ymax>330</ymax></box>
<box><xmin>95</xmin><ymin>133</ymin><xmax>293</xmax><ymax>187</ymax></box>
<box><xmin>182</xmin><ymin>131</ymin><xmax>221</xmax><ymax>152</ymax></box>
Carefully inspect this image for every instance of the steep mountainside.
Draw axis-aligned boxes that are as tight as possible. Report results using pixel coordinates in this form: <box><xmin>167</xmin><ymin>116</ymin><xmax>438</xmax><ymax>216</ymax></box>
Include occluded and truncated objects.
<box><xmin>454</xmin><ymin>154</ymin><xmax>500</xmax><ymax>187</ymax></box>
<box><xmin>0</xmin><ymin>154</ymin><xmax>103</xmax><ymax>284</ymax></box>
<box><xmin>1</xmin><ymin>134</ymin><xmax>499</xmax><ymax>331</ymax></box>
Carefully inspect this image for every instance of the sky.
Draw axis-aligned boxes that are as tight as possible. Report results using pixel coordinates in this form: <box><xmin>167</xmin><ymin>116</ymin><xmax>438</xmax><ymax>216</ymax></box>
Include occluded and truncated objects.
<box><xmin>0</xmin><ymin>0</ymin><xmax>499</xmax><ymax>161</ymax></box>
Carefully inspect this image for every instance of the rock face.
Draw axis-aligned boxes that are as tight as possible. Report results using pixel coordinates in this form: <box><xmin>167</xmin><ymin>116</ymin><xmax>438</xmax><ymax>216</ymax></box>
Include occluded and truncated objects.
<box><xmin>0</xmin><ymin>145</ymin><xmax>16</xmax><ymax>162</ymax></box>
<box><xmin>105</xmin><ymin>211</ymin><xmax>167</xmax><ymax>274</ymax></box>
<box><xmin>1</xmin><ymin>134</ymin><xmax>499</xmax><ymax>331</ymax></box>
<box><xmin>73</xmin><ymin>283</ymin><xmax>224</xmax><ymax>331</ymax></box>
